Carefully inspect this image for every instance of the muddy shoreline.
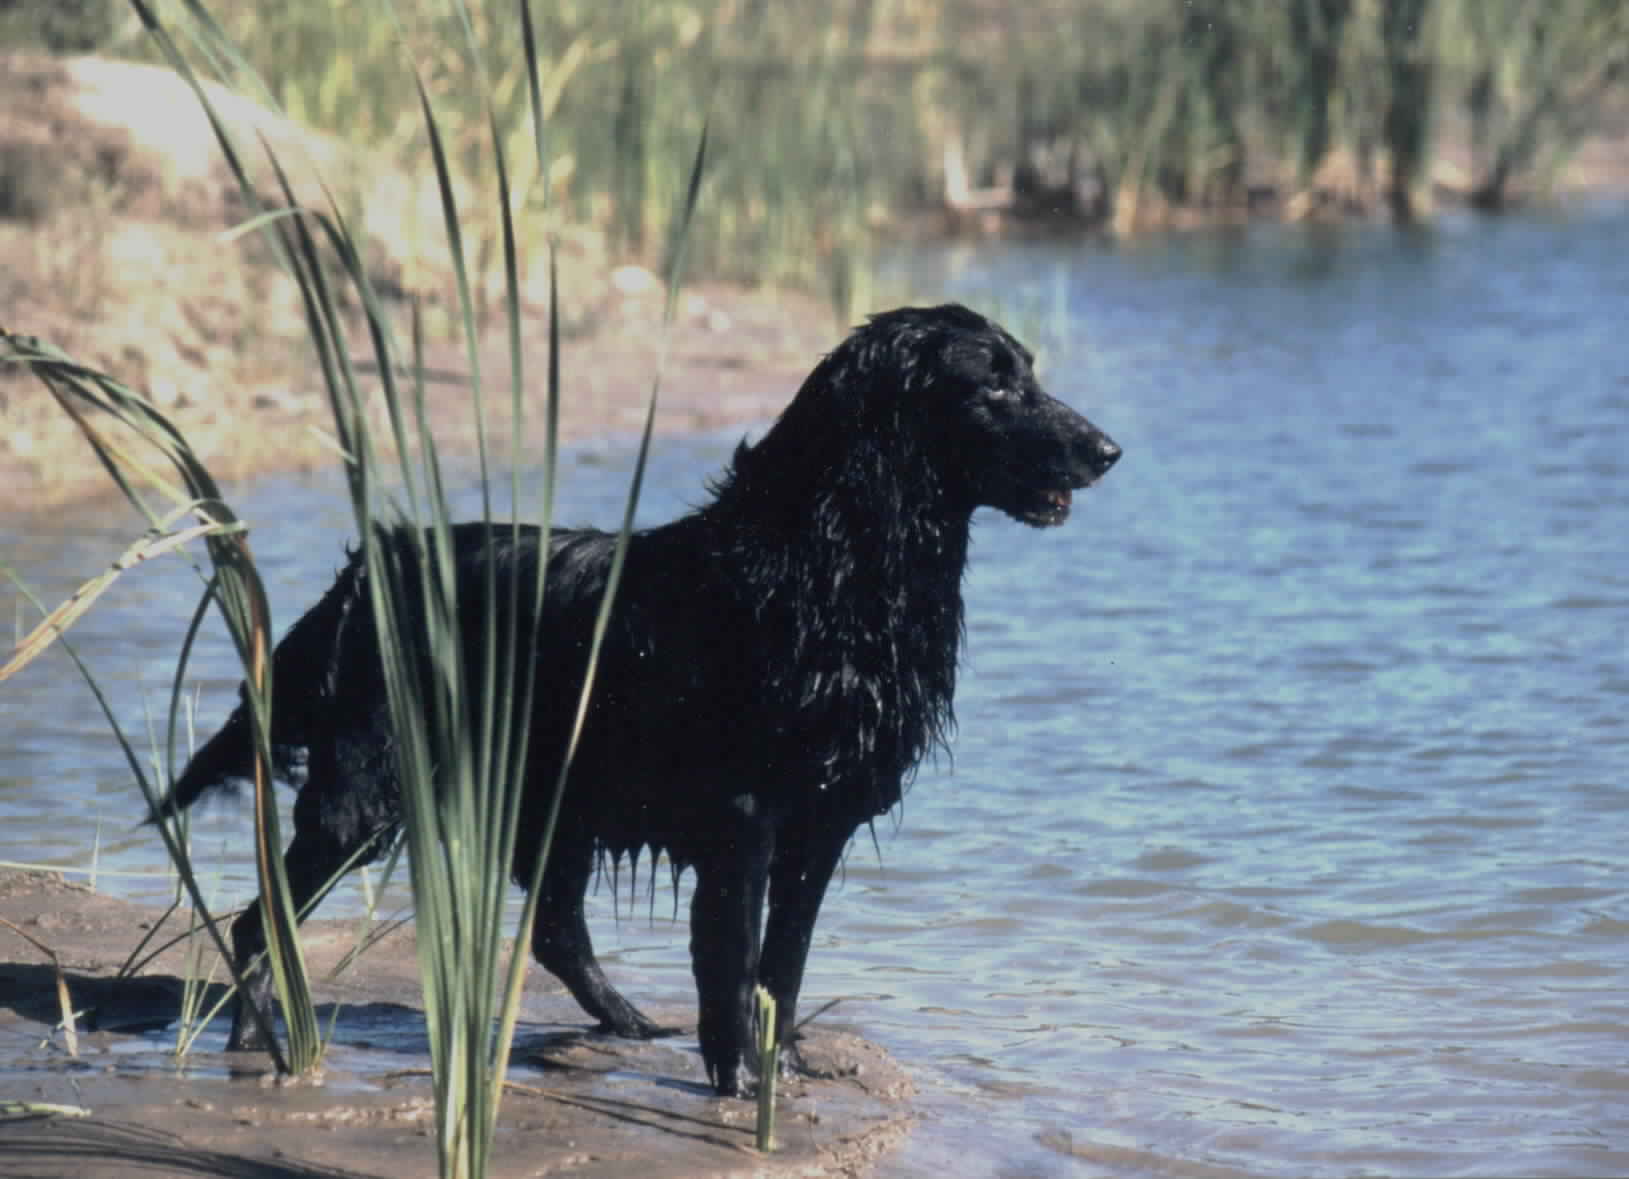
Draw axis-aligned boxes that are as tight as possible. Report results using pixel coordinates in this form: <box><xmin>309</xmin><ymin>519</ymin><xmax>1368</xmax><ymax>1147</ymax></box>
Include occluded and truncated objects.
<box><xmin>1</xmin><ymin>275</ymin><xmax>839</xmax><ymax>521</ymax></box>
<box><xmin>0</xmin><ymin>868</ymin><xmax>915</xmax><ymax>1177</ymax></box>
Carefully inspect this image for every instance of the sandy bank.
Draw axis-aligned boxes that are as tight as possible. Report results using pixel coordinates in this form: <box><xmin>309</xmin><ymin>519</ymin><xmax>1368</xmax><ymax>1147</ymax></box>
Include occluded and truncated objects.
<box><xmin>0</xmin><ymin>868</ymin><xmax>914</xmax><ymax>1178</ymax></box>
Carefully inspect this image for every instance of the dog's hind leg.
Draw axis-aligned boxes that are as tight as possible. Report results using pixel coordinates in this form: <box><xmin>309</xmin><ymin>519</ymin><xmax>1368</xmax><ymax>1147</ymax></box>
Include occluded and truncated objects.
<box><xmin>225</xmin><ymin>744</ymin><xmax>392</xmax><ymax>1053</ymax></box>
<box><xmin>528</xmin><ymin>835</ymin><xmax>667</xmax><ymax>1040</ymax></box>
<box><xmin>225</xmin><ymin>821</ymin><xmax>373</xmax><ymax>1052</ymax></box>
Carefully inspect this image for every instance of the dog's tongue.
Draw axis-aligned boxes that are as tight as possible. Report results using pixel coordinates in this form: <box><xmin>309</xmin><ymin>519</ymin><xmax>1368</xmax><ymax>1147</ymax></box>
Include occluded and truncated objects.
<box><xmin>1048</xmin><ymin>489</ymin><xmax>1072</xmax><ymax>510</ymax></box>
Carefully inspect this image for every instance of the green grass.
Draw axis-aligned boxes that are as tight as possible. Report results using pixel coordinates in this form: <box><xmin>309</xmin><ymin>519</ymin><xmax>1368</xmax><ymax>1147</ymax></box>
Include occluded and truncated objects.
<box><xmin>11</xmin><ymin>1</ymin><xmax>1617</xmax><ymax>350</ymax></box>
<box><xmin>95</xmin><ymin>0</ymin><xmax>1624</xmax><ymax>284</ymax></box>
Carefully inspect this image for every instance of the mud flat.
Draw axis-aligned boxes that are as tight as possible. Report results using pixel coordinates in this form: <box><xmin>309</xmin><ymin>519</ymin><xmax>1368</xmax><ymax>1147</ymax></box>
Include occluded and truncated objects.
<box><xmin>0</xmin><ymin>869</ymin><xmax>914</xmax><ymax>1178</ymax></box>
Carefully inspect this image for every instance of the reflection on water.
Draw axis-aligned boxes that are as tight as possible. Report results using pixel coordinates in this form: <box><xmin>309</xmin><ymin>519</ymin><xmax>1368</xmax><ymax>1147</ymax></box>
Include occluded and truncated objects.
<box><xmin>4</xmin><ymin>206</ymin><xmax>1628</xmax><ymax>1176</ymax></box>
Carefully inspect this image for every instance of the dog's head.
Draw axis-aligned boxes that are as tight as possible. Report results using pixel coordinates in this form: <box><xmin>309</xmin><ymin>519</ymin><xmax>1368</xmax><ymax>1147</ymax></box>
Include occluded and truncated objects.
<box><xmin>749</xmin><ymin>303</ymin><xmax>1120</xmax><ymax>527</ymax></box>
<box><xmin>869</xmin><ymin>304</ymin><xmax>1121</xmax><ymax>526</ymax></box>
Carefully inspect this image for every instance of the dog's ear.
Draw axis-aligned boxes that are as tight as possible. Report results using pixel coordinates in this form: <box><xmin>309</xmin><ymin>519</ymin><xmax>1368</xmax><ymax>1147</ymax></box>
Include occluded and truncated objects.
<box><xmin>838</xmin><ymin>305</ymin><xmax>964</xmax><ymax>402</ymax></box>
<box><xmin>787</xmin><ymin>313</ymin><xmax>925</xmax><ymax>418</ymax></box>
<box><xmin>888</xmin><ymin>306</ymin><xmax>1030</xmax><ymax>409</ymax></box>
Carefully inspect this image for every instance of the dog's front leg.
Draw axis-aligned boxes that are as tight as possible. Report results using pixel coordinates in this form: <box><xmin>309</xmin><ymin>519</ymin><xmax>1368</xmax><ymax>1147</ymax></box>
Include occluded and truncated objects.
<box><xmin>689</xmin><ymin>795</ymin><xmax>774</xmax><ymax>1097</ymax></box>
<box><xmin>758</xmin><ymin>816</ymin><xmax>851</xmax><ymax>1055</ymax></box>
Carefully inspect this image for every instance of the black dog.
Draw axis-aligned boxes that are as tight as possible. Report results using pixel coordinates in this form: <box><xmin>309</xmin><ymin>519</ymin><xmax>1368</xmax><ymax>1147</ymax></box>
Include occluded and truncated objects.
<box><xmin>156</xmin><ymin>304</ymin><xmax>1120</xmax><ymax>1095</ymax></box>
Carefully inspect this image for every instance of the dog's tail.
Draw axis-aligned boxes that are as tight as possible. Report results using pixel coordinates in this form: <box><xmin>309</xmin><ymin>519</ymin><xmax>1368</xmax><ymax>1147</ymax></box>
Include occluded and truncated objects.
<box><xmin>147</xmin><ymin>700</ymin><xmax>259</xmax><ymax>823</ymax></box>
<box><xmin>147</xmin><ymin>544</ymin><xmax>369</xmax><ymax>825</ymax></box>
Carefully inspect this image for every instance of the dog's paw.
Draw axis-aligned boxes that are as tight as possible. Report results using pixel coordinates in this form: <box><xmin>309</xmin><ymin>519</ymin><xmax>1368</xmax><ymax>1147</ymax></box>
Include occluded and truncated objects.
<box><xmin>596</xmin><ymin>1013</ymin><xmax>680</xmax><ymax>1041</ymax></box>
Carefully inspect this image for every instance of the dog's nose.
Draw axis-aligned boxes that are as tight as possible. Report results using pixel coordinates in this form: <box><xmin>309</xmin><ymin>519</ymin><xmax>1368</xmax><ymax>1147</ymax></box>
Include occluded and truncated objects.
<box><xmin>1092</xmin><ymin>433</ymin><xmax>1122</xmax><ymax>474</ymax></box>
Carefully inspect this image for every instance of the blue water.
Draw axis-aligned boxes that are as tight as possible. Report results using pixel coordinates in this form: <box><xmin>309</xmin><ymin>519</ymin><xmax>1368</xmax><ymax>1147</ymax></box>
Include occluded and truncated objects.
<box><xmin>3</xmin><ymin>207</ymin><xmax>1627</xmax><ymax>1176</ymax></box>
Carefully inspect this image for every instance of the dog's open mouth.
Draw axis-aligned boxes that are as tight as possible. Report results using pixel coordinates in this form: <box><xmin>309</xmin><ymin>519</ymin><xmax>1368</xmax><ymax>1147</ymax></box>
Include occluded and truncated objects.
<box><xmin>1014</xmin><ymin>487</ymin><xmax>1075</xmax><ymax>527</ymax></box>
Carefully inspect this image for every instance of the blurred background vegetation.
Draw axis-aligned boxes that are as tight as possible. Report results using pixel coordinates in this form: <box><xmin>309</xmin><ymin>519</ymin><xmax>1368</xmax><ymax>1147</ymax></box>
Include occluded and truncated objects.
<box><xmin>0</xmin><ymin>0</ymin><xmax>1622</xmax><ymax>312</ymax></box>
<box><xmin>3</xmin><ymin>0</ymin><xmax>1626</xmax><ymax>306</ymax></box>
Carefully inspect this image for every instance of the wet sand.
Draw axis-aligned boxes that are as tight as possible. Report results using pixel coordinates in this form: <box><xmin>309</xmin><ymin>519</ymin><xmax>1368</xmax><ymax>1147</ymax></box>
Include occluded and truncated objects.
<box><xmin>0</xmin><ymin>869</ymin><xmax>915</xmax><ymax>1177</ymax></box>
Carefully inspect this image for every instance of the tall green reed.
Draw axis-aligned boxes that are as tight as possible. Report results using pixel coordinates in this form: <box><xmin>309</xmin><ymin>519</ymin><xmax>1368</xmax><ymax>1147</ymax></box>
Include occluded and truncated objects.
<box><xmin>134</xmin><ymin>1</ymin><xmax>707</xmax><ymax>1174</ymax></box>
<box><xmin>8</xmin><ymin>0</ymin><xmax>709</xmax><ymax>1171</ymax></box>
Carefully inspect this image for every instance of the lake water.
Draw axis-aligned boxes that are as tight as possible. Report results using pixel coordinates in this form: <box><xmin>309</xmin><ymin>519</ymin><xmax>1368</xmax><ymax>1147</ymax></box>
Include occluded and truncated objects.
<box><xmin>3</xmin><ymin>205</ymin><xmax>1627</xmax><ymax>1176</ymax></box>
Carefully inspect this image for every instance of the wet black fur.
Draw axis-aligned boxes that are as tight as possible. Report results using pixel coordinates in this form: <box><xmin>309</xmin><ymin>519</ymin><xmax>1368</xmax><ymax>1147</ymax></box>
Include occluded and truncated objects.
<box><xmin>156</xmin><ymin>303</ymin><xmax>1121</xmax><ymax>1096</ymax></box>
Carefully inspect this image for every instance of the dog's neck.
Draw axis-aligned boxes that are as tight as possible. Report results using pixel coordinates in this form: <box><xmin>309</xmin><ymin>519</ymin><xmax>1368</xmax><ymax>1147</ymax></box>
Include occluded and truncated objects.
<box><xmin>711</xmin><ymin>416</ymin><xmax>974</xmax><ymax>589</ymax></box>
<box><xmin>706</xmin><ymin>421</ymin><xmax>969</xmax><ymax>814</ymax></box>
